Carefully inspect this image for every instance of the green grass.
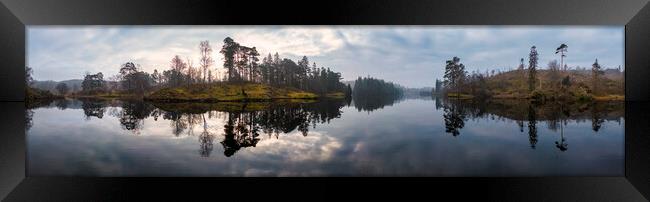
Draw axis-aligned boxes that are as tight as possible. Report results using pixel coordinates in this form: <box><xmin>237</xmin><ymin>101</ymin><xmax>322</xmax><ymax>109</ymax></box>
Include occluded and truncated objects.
<box><xmin>145</xmin><ymin>83</ymin><xmax>321</xmax><ymax>102</ymax></box>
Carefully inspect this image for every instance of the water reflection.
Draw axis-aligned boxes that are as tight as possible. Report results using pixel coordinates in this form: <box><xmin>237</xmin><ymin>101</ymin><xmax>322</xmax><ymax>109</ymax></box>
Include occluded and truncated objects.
<box><xmin>82</xmin><ymin>99</ymin><xmax>107</xmax><ymax>119</ymax></box>
<box><xmin>26</xmin><ymin>97</ymin><xmax>624</xmax><ymax>176</ymax></box>
<box><xmin>438</xmin><ymin>97</ymin><xmax>624</xmax><ymax>152</ymax></box>
<box><xmin>352</xmin><ymin>91</ymin><xmax>403</xmax><ymax>112</ymax></box>
<box><xmin>37</xmin><ymin>99</ymin><xmax>348</xmax><ymax>157</ymax></box>
<box><xmin>26</xmin><ymin>97</ymin><xmax>624</xmax><ymax>157</ymax></box>
<box><xmin>528</xmin><ymin>105</ymin><xmax>538</xmax><ymax>149</ymax></box>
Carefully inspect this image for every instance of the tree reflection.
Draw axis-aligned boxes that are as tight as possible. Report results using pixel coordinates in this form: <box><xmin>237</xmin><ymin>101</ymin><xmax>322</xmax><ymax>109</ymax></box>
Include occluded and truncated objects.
<box><xmin>434</xmin><ymin>96</ymin><xmax>443</xmax><ymax>110</ymax></box>
<box><xmin>555</xmin><ymin>132</ymin><xmax>568</xmax><ymax>151</ymax></box>
<box><xmin>198</xmin><ymin>114</ymin><xmax>214</xmax><ymax>157</ymax></box>
<box><xmin>439</xmin><ymin>98</ymin><xmax>624</xmax><ymax>151</ymax></box>
<box><xmin>25</xmin><ymin>99</ymin><xmax>55</xmax><ymax>132</ymax></box>
<box><xmin>352</xmin><ymin>91</ymin><xmax>403</xmax><ymax>112</ymax></box>
<box><xmin>117</xmin><ymin>101</ymin><xmax>155</xmax><ymax>132</ymax></box>
<box><xmin>216</xmin><ymin>100</ymin><xmax>344</xmax><ymax>157</ymax></box>
<box><xmin>54</xmin><ymin>99</ymin><xmax>69</xmax><ymax>110</ymax></box>
<box><xmin>25</xmin><ymin>109</ymin><xmax>34</xmax><ymax>131</ymax></box>
<box><xmin>145</xmin><ymin>99</ymin><xmax>346</xmax><ymax>157</ymax></box>
<box><xmin>443</xmin><ymin>99</ymin><xmax>465</xmax><ymax>136</ymax></box>
<box><xmin>591</xmin><ymin>102</ymin><xmax>605</xmax><ymax>132</ymax></box>
<box><xmin>54</xmin><ymin>97</ymin><xmax>624</xmax><ymax>158</ymax></box>
<box><xmin>221</xmin><ymin>112</ymin><xmax>261</xmax><ymax>157</ymax></box>
<box><xmin>81</xmin><ymin>99</ymin><xmax>107</xmax><ymax>120</ymax></box>
<box><xmin>527</xmin><ymin>105</ymin><xmax>538</xmax><ymax>149</ymax></box>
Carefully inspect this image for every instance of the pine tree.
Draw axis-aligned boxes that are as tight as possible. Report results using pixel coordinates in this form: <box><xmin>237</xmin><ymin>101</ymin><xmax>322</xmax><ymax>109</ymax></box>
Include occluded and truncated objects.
<box><xmin>592</xmin><ymin>59</ymin><xmax>604</xmax><ymax>95</ymax></box>
<box><xmin>528</xmin><ymin>46</ymin><xmax>538</xmax><ymax>92</ymax></box>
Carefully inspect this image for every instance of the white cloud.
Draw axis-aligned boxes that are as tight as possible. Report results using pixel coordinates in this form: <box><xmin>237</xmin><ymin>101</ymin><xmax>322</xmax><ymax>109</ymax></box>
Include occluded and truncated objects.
<box><xmin>28</xmin><ymin>26</ymin><xmax>623</xmax><ymax>88</ymax></box>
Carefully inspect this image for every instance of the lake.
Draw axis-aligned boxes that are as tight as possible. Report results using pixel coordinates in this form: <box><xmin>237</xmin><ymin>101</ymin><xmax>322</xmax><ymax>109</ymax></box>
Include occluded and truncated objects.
<box><xmin>26</xmin><ymin>97</ymin><xmax>624</xmax><ymax>176</ymax></box>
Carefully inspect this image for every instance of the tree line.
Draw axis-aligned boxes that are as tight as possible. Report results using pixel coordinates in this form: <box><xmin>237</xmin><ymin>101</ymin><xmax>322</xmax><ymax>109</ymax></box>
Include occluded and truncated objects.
<box><xmin>439</xmin><ymin>43</ymin><xmax>624</xmax><ymax>101</ymax></box>
<box><xmin>220</xmin><ymin>37</ymin><xmax>347</xmax><ymax>94</ymax></box>
<box><xmin>352</xmin><ymin>76</ymin><xmax>404</xmax><ymax>111</ymax></box>
<box><xmin>74</xmin><ymin>37</ymin><xmax>347</xmax><ymax>96</ymax></box>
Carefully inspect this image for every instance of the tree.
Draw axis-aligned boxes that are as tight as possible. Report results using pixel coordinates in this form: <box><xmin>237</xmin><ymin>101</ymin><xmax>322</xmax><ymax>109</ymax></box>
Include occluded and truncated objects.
<box><xmin>169</xmin><ymin>55</ymin><xmax>186</xmax><ymax>87</ymax></box>
<box><xmin>151</xmin><ymin>69</ymin><xmax>161</xmax><ymax>86</ymax></box>
<box><xmin>528</xmin><ymin>46</ymin><xmax>538</xmax><ymax>92</ymax></box>
<box><xmin>547</xmin><ymin>60</ymin><xmax>561</xmax><ymax>87</ymax></box>
<box><xmin>82</xmin><ymin>72</ymin><xmax>106</xmax><ymax>94</ymax></box>
<box><xmin>220</xmin><ymin>37</ymin><xmax>239</xmax><ymax>81</ymax></box>
<box><xmin>555</xmin><ymin>43</ymin><xmax>568</xmax><ymax>71</ymax></box>
<box><xmin>592</xmin><ymin>59</ymin><xmax>604</xmax><ymax>95</ymax></box>
<box><xmin>214</xmin><ymin>37</ymin><xmax>346</xmax><ymax>93</ymax></box>
<box><xmin>119</xmin><ymin>62</ymin><xmax>139</xmax><ymax>91</ymax></box>
<box><xmin>55</xmin><ymin>82</ymin><xmax>69</xmax><ymax>95</ymax></box>
<box><xmin>273</xmin><ymin>52</ymin><xmax>281</xmax><ymax>85</ymax></box>
<box><xmin>186</xmin><ymin>58</ymin><xmax>195</xmax><ymax>85</ymax></box>
<box><xmin>298</xmin><ymin>56</ymin><xmax>310</xmax><ymax>89</ymax></box>
<box><xmin>434</xmin><ymin>79</ymin><xmax>443</xmax><ymax>95</ymax></box>
<box><xmin>199</xmin><ymin>40</ymin><xmax>214</xmax><ymax>83</ymax></box>
<box><xmin>518</xmin><ymin>58</ymin><xmax>525</xmax><ymax>79</ymax></box>
<box><xmin>352</xmin><ymin>76</ymin><xmax>404</xmax><ymax>111</ymax></box>
<box><xmin>25</xmin><ymin>66</ymin><xmax>33</xmax><ymax>87</ymax></box>
<box><xmin>443</xmin><ymin>56</ymin><xmax>466</xmax><ymax>97</ymax></box>
<box><xmin>119</xmin><ymin>62</ymin><xmax>153</xmax><ymax>95</ymax></box>
<box><xmin>207</xmin><ymin>70</ymin><xmax>213</xmax><ymax>83</ymax></box>
<box><xmin>248</xmin><ymin>47</ymin><xmax>260</xmax><ymax>82</ymax></box>
<box><xmin>345</xmin><ymin>84</ymin><xmax>352</xmax><ymax>98</ymax></box>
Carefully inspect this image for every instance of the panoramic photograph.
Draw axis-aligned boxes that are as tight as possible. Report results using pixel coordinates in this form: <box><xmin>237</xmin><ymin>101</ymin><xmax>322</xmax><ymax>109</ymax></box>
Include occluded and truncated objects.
<box><xmin>25</xmin><ymin>26</ymin><xmax>624</xmax><ymax>176</ymax></box>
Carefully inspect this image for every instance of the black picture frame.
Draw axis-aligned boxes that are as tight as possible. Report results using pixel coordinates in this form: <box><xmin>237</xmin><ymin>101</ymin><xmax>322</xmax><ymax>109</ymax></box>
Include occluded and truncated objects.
<box><xmin>1</xmin><ymin>0</ymin><xmax>649</xmax><ymax>201</ymax></box>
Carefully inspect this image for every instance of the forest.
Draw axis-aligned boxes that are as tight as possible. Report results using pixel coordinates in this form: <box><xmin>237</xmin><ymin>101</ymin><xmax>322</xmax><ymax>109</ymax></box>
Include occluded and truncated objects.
<box><xmin>352</xmin><ymin>76</ymin><xmax>404</xmax><ymax>111</ymax></box>
<box><xmin>26</xmin><ymin>37</ymin><xmax>352</xmax><ymax>102</ymax></box>
<box><xmin>434</xmin><ymin>44</ymin><xmax>624</xmax><ymax>102</ymax></box>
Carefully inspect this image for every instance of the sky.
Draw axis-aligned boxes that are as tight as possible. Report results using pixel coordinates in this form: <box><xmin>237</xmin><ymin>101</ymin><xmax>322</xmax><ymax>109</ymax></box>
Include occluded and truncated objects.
<box><xmin>27</xmin><ymin>26</ymin><xmax>623</xmax><ymax>88</ymax></box>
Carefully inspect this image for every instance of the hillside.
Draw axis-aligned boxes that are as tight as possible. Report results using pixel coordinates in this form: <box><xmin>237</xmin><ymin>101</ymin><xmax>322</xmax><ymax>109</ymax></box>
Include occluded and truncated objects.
<box><xmin>145</xmin><ymin>83</ymin><xmax>325</xmax><ymax>102</ymax></box>
<box><xmin>480</xmin><ymin>69</ymin><xmax>624</xmax><ymax>101</ymax></box>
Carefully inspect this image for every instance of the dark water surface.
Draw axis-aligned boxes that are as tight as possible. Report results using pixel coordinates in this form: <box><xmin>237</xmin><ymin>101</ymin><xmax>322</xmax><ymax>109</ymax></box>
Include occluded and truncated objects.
<box><xmin>26</xmin><ymin>97</ymin><xmax>624</xmax><ymax>176</ymax></box>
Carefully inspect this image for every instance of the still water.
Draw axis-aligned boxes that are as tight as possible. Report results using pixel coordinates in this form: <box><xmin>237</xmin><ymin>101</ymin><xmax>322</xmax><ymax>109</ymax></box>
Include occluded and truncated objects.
<box><xmin>26</xmin><ymin>97</ymin><xmax>624</xmax><ymax>176</ymax></box>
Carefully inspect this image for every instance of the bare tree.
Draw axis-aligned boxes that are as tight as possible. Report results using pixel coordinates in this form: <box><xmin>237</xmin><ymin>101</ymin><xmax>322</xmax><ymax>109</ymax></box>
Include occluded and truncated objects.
<box><xmin>199</xmin><ymin>40</ymin><xmax>214</xmax><ymax>83</ymax></box>
<box><xmin>170</xmin><ymin>55</ymin><xmax>187</xmax><ymax>87</ymax></box>
<box><xmin>186</xmin><ymin>57</ymin><xmax>195</xmax><ymax>85</ymax></box>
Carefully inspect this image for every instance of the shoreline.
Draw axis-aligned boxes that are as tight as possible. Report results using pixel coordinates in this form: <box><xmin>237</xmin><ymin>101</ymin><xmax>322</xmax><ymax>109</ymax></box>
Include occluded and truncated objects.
<box><xmin>440</xmin><ymin>96</ymin><xmax>625</xmax><ymax>102</ymax></box>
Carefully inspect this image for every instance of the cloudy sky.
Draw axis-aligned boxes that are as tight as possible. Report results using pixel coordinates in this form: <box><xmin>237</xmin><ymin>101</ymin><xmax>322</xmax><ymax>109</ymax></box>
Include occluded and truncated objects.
<box><xmin>27</xmin><ymin>26</ymin><xmax>623</xmax><ymax>88</ymax></box>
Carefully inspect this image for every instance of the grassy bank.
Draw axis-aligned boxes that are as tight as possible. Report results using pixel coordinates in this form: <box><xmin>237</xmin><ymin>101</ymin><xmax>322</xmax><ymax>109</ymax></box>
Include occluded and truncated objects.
<box><xmin>438</xmin><ymin>68</ymin><xmax>624</xmax><ymax>101</ymax></box>
<box><xmin>26</xmin><ymin>87</ymin><xmax>62</xmax><ymax>101</ymax></box>
<box><xmin>145</xmin><ymin>83</ymin><xmax>326</xmax><ymax>102</ymax></box>
<box><xmin>325</xmin><ymin>92</ymin><xmax>346</xmax><ymax>99</ymax></box>
<box><xmin>445</xmin><ymin>93</ymin><xmax>475</xmax><ymax>99</ymax></box>
<box><xmin>70</xmin><ymin>92</ymin><xmax>141</xmax><ymax>99</ymax></box>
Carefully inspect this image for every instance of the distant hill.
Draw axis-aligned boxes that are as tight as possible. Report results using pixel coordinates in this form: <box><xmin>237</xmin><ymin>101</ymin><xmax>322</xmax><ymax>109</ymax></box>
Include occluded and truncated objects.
<box><xmin>31</xmin><ymin>79</ymin><xmax>83</xmax><ymax>93</ymax></box>
<box><xmin>403</xmin><ymin>87</ymin><xmax>433</xmax><ymax>98</ymax></box>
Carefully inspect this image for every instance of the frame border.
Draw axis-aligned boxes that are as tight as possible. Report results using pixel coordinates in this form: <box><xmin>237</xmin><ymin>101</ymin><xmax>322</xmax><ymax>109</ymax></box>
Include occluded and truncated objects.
<box><xmin>1</xmin><ymin>0</ymin><xmax>649</xmax><ymax>201</ymax></box>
